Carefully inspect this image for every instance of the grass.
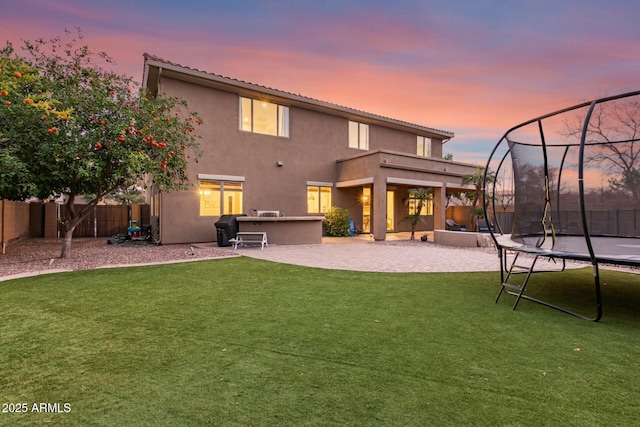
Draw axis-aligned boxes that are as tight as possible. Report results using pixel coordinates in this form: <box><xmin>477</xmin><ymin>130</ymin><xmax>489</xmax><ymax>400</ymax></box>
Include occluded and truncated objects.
<box><xmin>1</xmin><ymin>257</ymin><xmax>640</xmax><ymax>426</ymax></box>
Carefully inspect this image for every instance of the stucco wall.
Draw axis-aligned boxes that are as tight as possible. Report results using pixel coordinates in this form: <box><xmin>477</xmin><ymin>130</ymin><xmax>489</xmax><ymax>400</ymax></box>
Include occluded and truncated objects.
<box><xmin>157</xmin><ymin>77</ymin><xmax>452</xmax><ymax>243</ymax></box>
<box><xmin>162</xmin><ymin>80</ymin><xmax>347</xmax><ymax>190</ymax></box>
<box><xmin>154</xmin><ymin>75</ymin><xmax>470</xmax><ymax>244</ymax></box>
<box><xmin>335</xmin><ymin>187</ymin><xmax>366</xmax><ymax>231</ymax></box>
<box><xmin>238</xmin><ymin>217</ymin><xmax>323</xmax><ymax>245</ymax></box>
<box><xmin>447</xmin><ymin>205</ymin><xmax>474</xmax><ymax>229</ymax></box>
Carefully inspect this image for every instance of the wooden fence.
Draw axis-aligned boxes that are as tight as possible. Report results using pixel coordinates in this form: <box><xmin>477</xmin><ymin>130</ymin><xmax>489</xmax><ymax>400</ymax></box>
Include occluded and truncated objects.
<box><xmin>58</xmin><ymin>205</ymin><xmax>127</xmax><ymax>237</ymax></box>
<box><xmin>57</xmin><ymin>204</ymin><xmax>150</xmax><ymax>238</ymax></box>
<box><xmin>1</xmin><ymin>201</ymin><xmax>150</xmax><ymax>244</ymax></box>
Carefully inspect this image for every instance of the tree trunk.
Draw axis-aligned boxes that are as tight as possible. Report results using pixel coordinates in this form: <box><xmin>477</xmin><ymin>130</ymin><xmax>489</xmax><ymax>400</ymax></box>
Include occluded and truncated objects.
<box><xmin>60</xmin><ymin>228</ymin><xmax>74</xmax><ymax>258</ymax></box>
<box><xmin>58</xmin><ymin>189</ymin><xmax>109</xmax><ymax>258</ymax></box>
<box><xmin>59</xmin><ymin>195</ymin><xmax>93</xmax><ymax>258</ymax></box>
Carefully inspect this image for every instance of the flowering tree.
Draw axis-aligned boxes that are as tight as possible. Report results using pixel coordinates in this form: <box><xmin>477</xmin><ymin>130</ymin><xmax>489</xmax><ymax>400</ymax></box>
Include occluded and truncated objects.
<box><xmin>0</xmin><ymin>46</ymin><xmax>71</xmax><ymax>200</ymax></box>
<box><xmin>0</xmin><ymin>30</ymin><xmax>203</xmax><ymax>258</ymax></box>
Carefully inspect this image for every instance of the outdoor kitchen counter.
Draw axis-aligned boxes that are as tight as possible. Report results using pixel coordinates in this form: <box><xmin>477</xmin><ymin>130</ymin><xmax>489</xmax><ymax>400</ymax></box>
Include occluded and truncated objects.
<box><xmin>236</xmin><ymin>216</ymin><xmax>325</xmax><ymax>245</ymax></box>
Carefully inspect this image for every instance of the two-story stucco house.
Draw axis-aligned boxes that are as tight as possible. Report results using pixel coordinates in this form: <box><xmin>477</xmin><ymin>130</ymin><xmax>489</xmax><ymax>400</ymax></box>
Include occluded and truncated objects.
<box><xmin>142</xmin><ymin>54</ymin><xmax>478</xmax><ymax>244</ymax></box>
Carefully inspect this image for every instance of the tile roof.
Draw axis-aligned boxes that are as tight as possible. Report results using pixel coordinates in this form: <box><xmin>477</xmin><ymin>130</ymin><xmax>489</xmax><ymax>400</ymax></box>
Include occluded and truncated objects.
<box><xmin>143</xmin><ymin>53</ymin><xmax>454</xmax><ymax>139</ymax></box>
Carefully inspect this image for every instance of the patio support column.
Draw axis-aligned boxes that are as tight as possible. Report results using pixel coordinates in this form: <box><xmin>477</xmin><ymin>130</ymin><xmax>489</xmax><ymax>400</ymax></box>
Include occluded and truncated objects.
<box><xmin>372</xmin><ymin>178</ymin><xmax>387</xmax><ymax>241</ymax></box>
<box><xmin>433</xmin><ymin>185</ymin><xmax>446</xmax><ymax>230</ymax></box>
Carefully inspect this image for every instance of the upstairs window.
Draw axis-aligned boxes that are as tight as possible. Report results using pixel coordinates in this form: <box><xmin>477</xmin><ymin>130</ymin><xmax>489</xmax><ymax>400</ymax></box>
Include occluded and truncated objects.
<box><xmin>348</xmin><ymin>121</ymin><xmax>369</xmax><ymax>150</ymax></box>
<box><xmin>417</xmin><ymin>136</ymin><xmax>431</xmax><ymax>157</ymax></box>
<box><xmin>240</xmin><ymin>97</ymin><xmax>289</xmax><ymax>137</ymax></box>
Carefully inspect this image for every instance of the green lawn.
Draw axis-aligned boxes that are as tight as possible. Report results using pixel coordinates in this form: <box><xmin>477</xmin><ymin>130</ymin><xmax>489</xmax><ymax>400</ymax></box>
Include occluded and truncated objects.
<box><xmin>1</xmin><ymin>257</ymin><xmax>640</xmax><ymax>426</ymax></box>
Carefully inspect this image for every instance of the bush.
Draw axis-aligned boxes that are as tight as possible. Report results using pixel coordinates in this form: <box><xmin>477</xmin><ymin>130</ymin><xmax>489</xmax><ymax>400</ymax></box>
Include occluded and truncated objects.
<box><xmin>323</xmin><ymin>206</ymin><xmax>351</xmax><ymax>237</ymax></box>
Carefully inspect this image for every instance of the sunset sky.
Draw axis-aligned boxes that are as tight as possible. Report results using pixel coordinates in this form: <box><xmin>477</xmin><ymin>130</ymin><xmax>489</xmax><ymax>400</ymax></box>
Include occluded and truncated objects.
<box><xmin>3</xmin><ymin>0</ymin><xmax>639</xmax><ymax>164</ymax></box>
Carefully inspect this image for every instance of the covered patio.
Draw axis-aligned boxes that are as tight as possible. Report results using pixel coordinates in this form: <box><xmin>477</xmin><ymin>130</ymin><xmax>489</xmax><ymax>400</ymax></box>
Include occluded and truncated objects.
<box><xmin>335</xmin><ymin>150</ymin><xmax>478</xmax><ymax>241</ymax></box>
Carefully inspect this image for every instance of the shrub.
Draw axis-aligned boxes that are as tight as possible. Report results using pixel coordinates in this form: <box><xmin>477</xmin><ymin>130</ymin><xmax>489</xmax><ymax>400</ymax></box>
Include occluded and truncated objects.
<box><xmin>323</xmin><ymin>206</ymin><xmax>351</xmax><ymax>237</ymax></box>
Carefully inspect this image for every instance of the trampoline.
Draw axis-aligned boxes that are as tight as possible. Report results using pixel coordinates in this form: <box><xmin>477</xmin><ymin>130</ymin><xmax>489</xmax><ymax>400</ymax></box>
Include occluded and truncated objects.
<box><xmin>483</xmin><ymin>90</ymin><xmax>640</xmax><ymax>321</ymax></box>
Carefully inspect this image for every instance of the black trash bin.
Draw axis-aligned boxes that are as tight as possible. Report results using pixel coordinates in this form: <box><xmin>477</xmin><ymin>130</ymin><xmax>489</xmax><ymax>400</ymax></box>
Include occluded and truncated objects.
<box><xmin>214</xmin><ymin>214</ymin><xmax>245</xmax><ymax>247</ymax></box>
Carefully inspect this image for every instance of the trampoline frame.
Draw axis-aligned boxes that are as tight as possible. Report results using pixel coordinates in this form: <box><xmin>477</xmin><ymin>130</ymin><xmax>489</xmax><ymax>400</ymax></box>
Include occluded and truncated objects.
<box><xmin>483</xmin><ymin>90</ymin><xmax>640</xmax><ymax>321</ymax></box>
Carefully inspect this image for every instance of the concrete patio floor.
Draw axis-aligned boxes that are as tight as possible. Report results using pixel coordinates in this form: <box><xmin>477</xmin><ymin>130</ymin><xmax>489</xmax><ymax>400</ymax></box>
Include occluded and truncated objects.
<box><xmin>219</xmin><ymin>232</ymin><xmax>579</xmax><ymax>273</ymax></box>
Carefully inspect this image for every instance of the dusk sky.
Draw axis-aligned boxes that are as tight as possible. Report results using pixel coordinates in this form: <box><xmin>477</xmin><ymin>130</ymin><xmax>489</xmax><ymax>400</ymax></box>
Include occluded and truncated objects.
<box><xmin>3</xmin><ymin>0</ymin><xmax>639</xmax><ymax>165</ymax></box>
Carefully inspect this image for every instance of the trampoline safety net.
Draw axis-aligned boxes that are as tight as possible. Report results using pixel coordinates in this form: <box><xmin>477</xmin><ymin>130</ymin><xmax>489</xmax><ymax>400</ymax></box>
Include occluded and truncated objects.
<box><xmin>483</xmin><ymin>90</ymin><xmax>640</xmax><ymax>321</ymax></box>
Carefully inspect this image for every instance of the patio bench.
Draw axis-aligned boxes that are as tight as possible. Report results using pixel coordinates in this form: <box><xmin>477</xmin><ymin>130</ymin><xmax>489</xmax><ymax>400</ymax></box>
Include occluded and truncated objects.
<box><xmin>230</xmin><ymin>231</ymin><xmax>268</xmax><ymax>250</ymax></box>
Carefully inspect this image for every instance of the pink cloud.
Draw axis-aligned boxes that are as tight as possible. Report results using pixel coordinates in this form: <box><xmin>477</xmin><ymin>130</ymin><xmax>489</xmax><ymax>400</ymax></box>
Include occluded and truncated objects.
<box><xmin>2</xmin><ymin>0</ymin><xmax>638</xmax><ymax>167</ymax></box>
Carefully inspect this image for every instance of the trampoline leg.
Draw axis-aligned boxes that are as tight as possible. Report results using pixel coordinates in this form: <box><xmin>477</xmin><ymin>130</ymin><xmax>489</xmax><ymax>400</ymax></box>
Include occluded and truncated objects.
<box><xmin>495</xmin><ymin>249</ymin><xmax>505</xmax><ymax>303</ymax></box>
<box><xmin>495</xmin><ymin>251</ymin><xmax>523</xmax><ymax>304</ymax></box>
<box><xmin>512</xmin><ymin>255</ymin><xmax>540</xmax><ymax>311</ymax></box>
<box><xmin>592</xmin><ymin>264</ymin><xmax>603</xmax><ymax>322</ymax></box>
<box><xmin>495</xmin><ymin>248</ymin><xmax>512</xmax><ymax>303</ymax></box>
<box><xmin>497</xmin><ymin>251</ymin><xmax>604</xmax><ymax>321</ymax></box>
